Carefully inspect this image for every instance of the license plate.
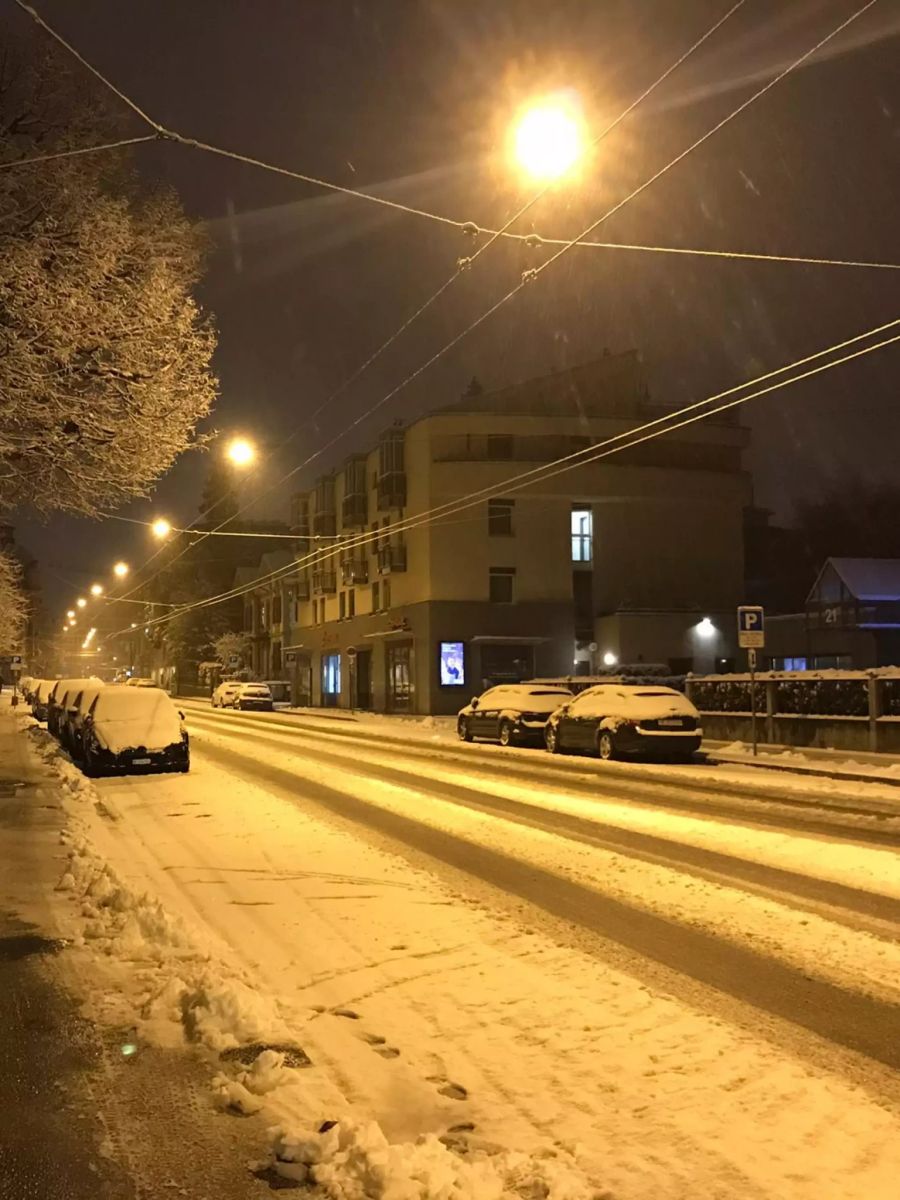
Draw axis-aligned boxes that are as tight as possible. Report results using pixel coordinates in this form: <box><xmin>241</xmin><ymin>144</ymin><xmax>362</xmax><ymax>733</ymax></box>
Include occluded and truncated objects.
<box><xmin>132</xmin><ymin>757</ymin><xmax>152</xmax><ymax>765</ymax></box>
<box><xmin>658</xmin><ymin>719</ymin><xmax>684</xmax><ymax>728</ymax></box>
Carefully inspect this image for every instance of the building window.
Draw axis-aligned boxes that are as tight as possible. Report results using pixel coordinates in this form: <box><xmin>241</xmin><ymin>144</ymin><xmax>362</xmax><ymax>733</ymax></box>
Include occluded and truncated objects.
<box><xmin>571</xmin><ymin>507</ymin><xmax>592</xmax><ymax>562</ymax></box>
<box><xmin>348</xmin><ymin>589</ymin><xmax>355</xmax><ymax>618</ymax></box>
<box><xmin>489</xmin><ymin>567</ymin><xmax>515</xmax><ymax>604</ymax></box>
<box><xmin>339</xmin><ymin>591</ymin><xmax>346</xmax><ymax>620</ymax></box>
<box><xmin>272</xmin><ymin>593</ymin><xmax>282</xmax><ymax>624</ymax></box>
<box><xmin>383</xmin><ymin>579</ymin><xmax>391</xmax><ymax>610</ymax></box>
<box><xmin>372</xmin><ymin>580</ymin><xmax>380</xmax><ymax>612</ymax></box>
<box><xmin>487</xmin><ymin>434</ymin><xmax>514</xmax><ymax>460</ymax></box>
<box><xmin>488</xmin><ymin>499</ymin><xmax>514</xmax><ymax>536</ymax></box>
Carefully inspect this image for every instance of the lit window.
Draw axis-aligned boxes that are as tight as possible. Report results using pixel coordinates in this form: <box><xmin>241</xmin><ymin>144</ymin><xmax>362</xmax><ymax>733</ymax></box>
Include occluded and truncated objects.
<box><xmin>571</xmin><ymin>508</ymin><xmax>592</xmax><ymax>562</ymax></box>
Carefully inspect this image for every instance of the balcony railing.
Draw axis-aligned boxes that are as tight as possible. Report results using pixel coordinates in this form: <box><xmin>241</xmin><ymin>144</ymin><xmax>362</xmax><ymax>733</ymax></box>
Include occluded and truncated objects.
<box><xmin>341</xmin><ymin>558</ymin><xmax>369</xmax><ymax>585</ymax></box>
<box><xmin>377</xmin><ymin>544</ymin><xmax>407</xmax><ymax>574</ymax></box>
<box><xmin>312</xmin><ymin>570</ymin><xmax>337</xmax><ymax>594</ymax></box>
<box><xmin>377</xmin><ymin>471</ymin><xmax>406</xmax><ymax>510</ymax></box>
<box><xmin>341</xmin><ymin>492</ymin><xmax>368</xmax><ymax>527</ymax></box>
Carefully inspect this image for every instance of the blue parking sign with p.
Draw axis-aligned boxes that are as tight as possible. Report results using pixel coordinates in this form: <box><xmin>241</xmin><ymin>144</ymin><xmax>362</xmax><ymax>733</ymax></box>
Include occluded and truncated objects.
<box><xmin>737</xmin><ymin>606</ymin><xmax>765</xmax><ymax>648</ymax></box>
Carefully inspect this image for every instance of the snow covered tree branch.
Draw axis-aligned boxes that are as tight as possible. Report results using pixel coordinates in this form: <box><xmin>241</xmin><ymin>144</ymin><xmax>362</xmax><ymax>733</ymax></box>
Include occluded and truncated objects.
<box><xmin>0</xmin><ymin>41</ymin><xmax>217</xmax><ymax>517</ymax></box>
<box><xmin>0</xmin><ymin>549</ymin><xmax>26</xmax><ymax>654</ymax></box>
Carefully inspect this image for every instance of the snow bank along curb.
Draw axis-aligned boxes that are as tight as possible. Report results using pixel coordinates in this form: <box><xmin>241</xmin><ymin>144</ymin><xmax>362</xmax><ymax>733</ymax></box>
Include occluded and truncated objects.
<box><xmin>27</xmin><ymin>721</ymin><xmax>606</xmax><ymax>1199</ymax></box>
<box><xmin>705</xmin><ymin>742</ymin><xmax>900</xmax><ymax>789</ymax></box>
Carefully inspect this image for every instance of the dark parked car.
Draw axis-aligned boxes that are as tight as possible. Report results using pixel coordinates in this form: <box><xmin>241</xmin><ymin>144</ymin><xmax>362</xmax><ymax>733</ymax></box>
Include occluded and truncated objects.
<box><xmin>81</xmin><ymin>687</ymin><xmax>189</xmax><ymax>776</ymax></box>
<box><xmin>233</xmin><ymin>683</ymin><xmax>274</xmax><ymax>711</ymax></box>
<box><xmin>457</xmin><ymin>684</ymin><xmax>574</xmax><ymax>747</ymax></box>
<box><xmin>544</xmin><ymin>684</ymin><xmax>702</xmax><ymax>761</ymax></box>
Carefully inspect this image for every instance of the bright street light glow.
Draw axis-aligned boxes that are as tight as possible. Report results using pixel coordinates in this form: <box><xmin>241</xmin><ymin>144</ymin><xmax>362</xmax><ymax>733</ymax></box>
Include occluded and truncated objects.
<box><xmin>113</xmin><ymin>561</ymin><xmax>130</xmax><ymax>579</ymax></box>
<box><xmin>76</xmin><ymin>597</ymin><xmax>87</xmax><ymax>608</ymax></box>
<box><xmin>151</xmin><ymin>517</ymin><xmax>172</xmax><ymax>540</ymax></box>
<box><xmin>602</xmin><ymin>651</ymin><xmax>618</xmax><ymax>667</ymax></box>
<box><xmin>90</xmin><ymin>583</ymin><xmax>103</xmax><ymax>597</ymax></box>
<box><xmin>513</xmin><ymin>96</ymin><xmax>584</xmax><ymax>182</ymax></box>
<box><xmin>225</xmin><ymin>436</ymin><xmax>256</xmax><ymax>468</ymax></box>
<box><xmin>696</xmin><ymin>617</ymin><xmax>716</xmax><ymax>639</ymax></box>
<box><xmin>66</xmin><ymin>609</ymin><xmax>75</xmax><ymax>619</ymax></box>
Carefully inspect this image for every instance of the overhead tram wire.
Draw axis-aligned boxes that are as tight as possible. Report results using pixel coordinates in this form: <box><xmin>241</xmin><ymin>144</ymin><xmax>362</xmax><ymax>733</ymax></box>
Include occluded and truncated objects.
<box><xmin>15</xmin><ymin>4</ymin><xmax>896</xmax><ymax>273</ymax></box>
<box><xmin>86</xmin><ymin>0</ymin><xmax>749</xmax><ymax>604</ymax></box>
<box><xmin>102</xmin><ymin>316</ymin><xmax>900</xmax><ymax>642</ymax></box>
<box><xmin>0</xmin><ymin>133</ymin><xmax>158</xmax><ymax>169</ymax></box>
<box><xmin>175</xmin><ymin>0</ymin><xmax>881</xmax><ymax>517</ymax></box>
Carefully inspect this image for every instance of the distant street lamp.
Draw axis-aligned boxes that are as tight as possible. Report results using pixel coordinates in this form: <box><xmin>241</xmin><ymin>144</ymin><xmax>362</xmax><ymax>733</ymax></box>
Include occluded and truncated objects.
<box><xmin>225</xmin><ymin>436</ymin><xmax>256</xmax><ymax>468</ymax></box>
<box><xmin>151</xmin><ymin>517</ymin><xmax>172</xmax><ymax>540</ymax></box>
<box><xmin>512</xmin><ymin>95</ymin><xmax>585</xmax><ymax>182</ymax></box>
<box><xmin>76</xmin><ymin>597</ymin><xmax>87</xmax><ymax>609</ymax></box>
<box><xmin>66</xmin><ymin>609</ymin><xmax>76</xmax><ymax>619</ymax></box>
<box><xmin>90</xmin><ymin>583</ymin><xmax>104</xmax><ymax>597</ymax></box>
<box><xmin>113</xmin><ymin>561</ymin><xmax>130</xmax><ymax>579</ymax></box>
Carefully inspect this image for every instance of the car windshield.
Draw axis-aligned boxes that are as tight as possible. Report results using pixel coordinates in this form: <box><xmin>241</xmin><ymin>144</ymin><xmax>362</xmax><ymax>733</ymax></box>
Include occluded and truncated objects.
<box><xmin>528</xmin><ymin>689</ymin><xmax>573</xmax><ymax>697</ymax></box>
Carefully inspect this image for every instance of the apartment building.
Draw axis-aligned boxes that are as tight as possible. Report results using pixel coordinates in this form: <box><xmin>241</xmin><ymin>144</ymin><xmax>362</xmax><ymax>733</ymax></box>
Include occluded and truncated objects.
<box><xmin>239</xmin><ymin>351</ymin><xmax>750</xmax><ymax>714</ymax></box>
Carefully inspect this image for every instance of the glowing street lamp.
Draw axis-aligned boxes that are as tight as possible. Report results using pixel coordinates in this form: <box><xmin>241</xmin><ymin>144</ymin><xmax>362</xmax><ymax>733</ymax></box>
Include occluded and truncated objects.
<box><xmin>66</xmin><ymin>609</ymin><xmax>76</xmax><ymax>620</ymax></box>
<box><xmin>151</xmin><ymin>517</ymin><xmax>172</xmax><ymax>540</ymax></box>
<box><xmin>225</xmin><ymin>436</ymin><xmax>256</xmax><ymax>468</ymax></box>
<box><xmin>113</xmin><ymin>561</ymin><xmax>130</xmax><ymax>579</ymax></box>
<box><xmin>90</xmin><ymin>583</ymin><xmax>104</xmax><ymax>597</ymax></box>
<box><xmin>512</xmin><ymin>95</ymin><xmax>585</xmax><ymax>182</ymax></box>
<box><xmin>76</xmin><ymin>597</ymin><xmax>87</xmax><ymax>609</ymax></box>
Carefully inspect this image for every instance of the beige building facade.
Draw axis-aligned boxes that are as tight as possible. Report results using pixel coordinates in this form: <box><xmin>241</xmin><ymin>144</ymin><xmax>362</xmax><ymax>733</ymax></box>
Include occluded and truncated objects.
<box><xmin>241</xmin><ymin>351</ymin><xmax>750</xmax><ymax>714</ymax></box>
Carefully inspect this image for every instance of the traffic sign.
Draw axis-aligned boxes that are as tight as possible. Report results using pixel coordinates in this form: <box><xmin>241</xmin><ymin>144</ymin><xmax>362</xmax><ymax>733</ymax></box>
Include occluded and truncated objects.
<box><xmin>737</xmin><ymin>606</ymin><xmax>765</xmax><ymax>649</ymax></box>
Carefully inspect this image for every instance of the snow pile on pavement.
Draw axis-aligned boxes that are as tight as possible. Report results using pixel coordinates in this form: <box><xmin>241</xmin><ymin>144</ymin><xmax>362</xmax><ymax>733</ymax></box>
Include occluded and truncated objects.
<box><xmin>22</xmin><ymin>721</ymin><xmax>96</xmax><ymax>800</ymax></box>
<box><xmin>718</xmin><ymin>741</ymin><xmax>900</xmax><ymax>780</ymax></box>
<box><xmin>261</xmin><ymin>1119</ymin><xmax>598</xmax><ymax>1199</ymax></box>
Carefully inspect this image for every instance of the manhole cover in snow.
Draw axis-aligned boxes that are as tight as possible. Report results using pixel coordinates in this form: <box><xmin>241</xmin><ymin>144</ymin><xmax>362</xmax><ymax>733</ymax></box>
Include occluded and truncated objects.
<box><xmin>220</xmin><ymin>1042</ymin><xmax>313</xmax><ymax>1068</ymax></box>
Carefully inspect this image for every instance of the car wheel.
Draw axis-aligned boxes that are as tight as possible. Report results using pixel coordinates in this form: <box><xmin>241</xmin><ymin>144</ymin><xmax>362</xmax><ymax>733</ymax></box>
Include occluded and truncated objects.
<box><xmin>82</xmin><ymin>746</ymin><xmax>101</xmax><ymax>778</ymax></box>
<box><xmin>457</xmin><ymin>716</ymin><xmax>472</xmax><ymax>742</ymax></box>
<box><xmin>597</xmin><ymin>731</ymin><xmax>616</xmax><ymax>761</ymax></box>
<box><xmin>545</xmin><ymin>723</ymin><xmax>561</xmax><ymax>754</ymax></box>
<box><xmin>499</xmin><ymin>719</ymin><xmax>515</xmax><ymax>747</ymax></box>
<box><xmin>178</xmin><ymin>751</ymin><xmax>190</xmax><ymax>774</ymax></box>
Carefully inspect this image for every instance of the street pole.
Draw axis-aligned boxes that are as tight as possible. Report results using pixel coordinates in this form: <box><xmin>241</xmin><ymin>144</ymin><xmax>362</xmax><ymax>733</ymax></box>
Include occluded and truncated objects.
<box><xmin>749</xmin><ymin>647</ymin><xmax>758</xmax><ymax>757</ymax></box>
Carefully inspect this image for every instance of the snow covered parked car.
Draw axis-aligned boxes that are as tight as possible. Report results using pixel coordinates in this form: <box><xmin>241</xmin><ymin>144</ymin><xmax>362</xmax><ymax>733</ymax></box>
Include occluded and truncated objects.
<box><xmin>125</xmin><ymin>677</ymin><xmax>157</xmax><ymax>688</ymax></box>
<box><xmin>457</xmin><ymin>683</ymin><xmax>574</xmax><ymax>746</ymax></box>
<box><xmin>544</xmin><ymin>684</ymin><xmax>702</xmax><ymax>761</ymax></box>
<box><xmin>211</xmin><ymin>680</ymin><xmax>242</xmax><ymax>708</ymax></box>
<box><xmin>81</xmin><ymin>687</ymin><xmax>189</xmax><ymax>776</ymax></box>
<box><xmin>60</xmin><ymin>682</ymin><xmax>106</xmax><ymax>759</ymax></box>
<box><xmin>47</xmin><ymin>678</ymin><xmax>99</xmax><ymax>738</ymax></box>
<box><xmin>29</xmin><ymin>680</ymin><xmax>52</xmax><ymax>720</ymax></box>
<box><xmin>233</xmin><ymin>683</ymin><xmax>274</xmax><ymax>712</ymax></box>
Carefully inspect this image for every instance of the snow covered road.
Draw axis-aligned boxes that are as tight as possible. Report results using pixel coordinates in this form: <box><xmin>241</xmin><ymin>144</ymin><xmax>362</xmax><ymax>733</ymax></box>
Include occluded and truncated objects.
<box><xmin>39</xmin><ymin>702</ymin><xmax>900</xmax><ymax>1198</ymax></box>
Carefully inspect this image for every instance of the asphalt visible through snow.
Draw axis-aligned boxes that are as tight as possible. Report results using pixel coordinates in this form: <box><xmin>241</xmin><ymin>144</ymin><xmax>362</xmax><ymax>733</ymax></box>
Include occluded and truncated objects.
<box><xmin>181</xmin><ymin>703</ymin><xmax>900</xmax><ymax>1072</ymax></box>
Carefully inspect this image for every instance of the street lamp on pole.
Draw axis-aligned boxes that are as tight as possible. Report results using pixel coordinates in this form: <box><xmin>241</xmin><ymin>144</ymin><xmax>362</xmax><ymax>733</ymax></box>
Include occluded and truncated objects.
<box><xmin>113</xmin><ymin>561</ymin><xmax>130</xmax><ymax>580</ymax></box>
<box><xmin>225</xmin><ymin>436</ymin><xmax>256</xmax><ymax>468</ymax></box>
<box><xmin>511</xmin><ymin>94</ymin><xmax>586</xmax><ymax>182</ymax></box>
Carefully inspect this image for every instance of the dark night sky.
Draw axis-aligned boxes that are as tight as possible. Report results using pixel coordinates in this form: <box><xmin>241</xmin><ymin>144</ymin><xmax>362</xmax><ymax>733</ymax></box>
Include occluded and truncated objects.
<box><xmin>5</xmin><ymin>0</ymin><xmax>899</xmax><ymax>616</ymax></box>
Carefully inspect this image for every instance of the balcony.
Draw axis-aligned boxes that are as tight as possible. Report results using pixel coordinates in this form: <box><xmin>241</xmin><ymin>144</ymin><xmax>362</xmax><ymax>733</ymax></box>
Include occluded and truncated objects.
<box><xmin>377</xmin><ymin>471</ymin><xmax>406</xmax><ymax>510</ymax></box>
<box><xmin>312</xmin><ymin>570</ymin><xmax>337</xmax><ymax>594</ymax></box>
<box><xmin>292</xmin><ymin>578</ymin><xmax>310</xmax><ymax>601</ymax></box>
<box><xmin>377</xmin><ymin>544</ymin><xmax>407</xmax><ymax>574</ymax></box>
<box><xmin>313</xmin><ymin>510</ymin><xmax>336</xmax><ymax>538</ymax></box>
<box><xmin>341</xmin><ymin>492</ymin><xmax>368</xmax><ymax>528</ymax></box>
<box><xmin>341</xmin><ymin>558</ymin><xmax>369</xmax><ymax>585</ymax></box>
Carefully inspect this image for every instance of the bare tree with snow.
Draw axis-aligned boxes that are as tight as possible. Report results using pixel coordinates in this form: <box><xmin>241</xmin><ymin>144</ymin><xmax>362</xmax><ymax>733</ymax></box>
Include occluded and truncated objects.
<box><xmin>0</xmin><ymin>548</ymin><xmax>26</xmax><ymax>655</ymax></box>
<box><xmin>0</xmin><ymin>41</ymin><xmax>217</xmax><ymax>517</ymax></box>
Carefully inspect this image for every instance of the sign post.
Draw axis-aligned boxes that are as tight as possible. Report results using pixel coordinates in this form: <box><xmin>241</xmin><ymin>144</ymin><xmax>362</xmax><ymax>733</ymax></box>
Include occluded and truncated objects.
<box><xmin>346</xmin><ymin>646</ymin><xmax>357</xmax><ymax>716</ymax></box>
<box><xmin>737</xmin><ymin>607</ymin><xmax>765</xmax><ymax>757</ymax></box>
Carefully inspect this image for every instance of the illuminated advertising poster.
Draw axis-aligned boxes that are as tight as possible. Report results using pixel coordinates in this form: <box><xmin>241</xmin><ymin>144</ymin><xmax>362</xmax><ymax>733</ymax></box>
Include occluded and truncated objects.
<box><xmin>439</xmin><ymin>641</ymin><xmax>465</xmax><ymax>687</ymax></box>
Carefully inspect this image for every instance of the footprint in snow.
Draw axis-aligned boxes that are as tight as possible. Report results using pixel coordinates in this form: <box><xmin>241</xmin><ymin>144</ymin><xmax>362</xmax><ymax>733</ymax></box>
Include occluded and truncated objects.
<box><xmin>427</xmin><ymin>1076</ymin><xmax>468</xmax><ymax>1101</ymax></box>
<box><xmin>332</xmin><ymin>1008</ymin><xmax>361</xmax><ymax>1020</ymax></box>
